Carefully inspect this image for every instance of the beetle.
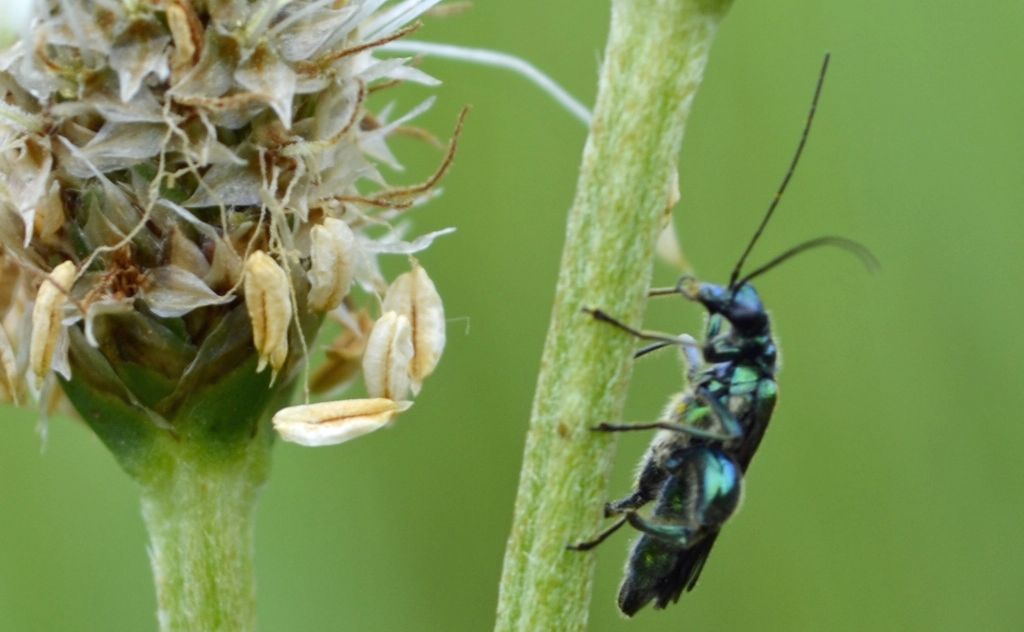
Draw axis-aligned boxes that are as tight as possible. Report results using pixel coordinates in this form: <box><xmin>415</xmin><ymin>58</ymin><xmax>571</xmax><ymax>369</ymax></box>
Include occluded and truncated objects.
<box><xmin>568</xmin><ymin>54</ymin><xmax>877</xmax><ymax>616</ymax></box>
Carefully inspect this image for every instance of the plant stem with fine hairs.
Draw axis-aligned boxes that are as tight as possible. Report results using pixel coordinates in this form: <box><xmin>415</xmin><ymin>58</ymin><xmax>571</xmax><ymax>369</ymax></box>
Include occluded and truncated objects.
<box><xmin>140</xmin><ymin>436</ymin><xmax>271</xmax><ymax>632</ymax></box>
<box><xmin>494</xmin><ymin>1</ymin><xmax>734</xmax><ymax>629</ymax></box>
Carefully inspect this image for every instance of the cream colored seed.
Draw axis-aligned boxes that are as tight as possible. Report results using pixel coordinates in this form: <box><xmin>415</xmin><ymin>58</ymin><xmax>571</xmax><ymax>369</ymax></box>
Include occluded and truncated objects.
<box><xmin>362</xmin><ymin>311</ymin><xmax>413</xmax><ymax>400</ymax></box>
<box><xmin>272</xmin><ymin>398</ymin><xmax>412</xmax><ymax>447</ymax></box>
<box><xmin>244</xmin><ymin>251</ymin><xmax>292</xmax><ymax>376</ymax></box>
<box><xmin>382</xmin><ymin>261</ymin><xmax>445</xmax><ymax>394</ymax></box>
<box><xmin>308</xmin><ymin>217</ymin><xmax>357</xmax><ymax>313</ymax></box>
<box><xmin>29</xmin><ymin>260</ymin><xmax>76</xmax><ymax>384</ymax></box>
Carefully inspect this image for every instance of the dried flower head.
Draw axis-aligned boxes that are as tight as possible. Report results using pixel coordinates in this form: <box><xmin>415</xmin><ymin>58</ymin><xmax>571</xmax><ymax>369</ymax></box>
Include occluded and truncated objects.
<box><xmin>0</xmin><ymin>0</ymin><xmax>459</xmax><ymax>462</ymax></box>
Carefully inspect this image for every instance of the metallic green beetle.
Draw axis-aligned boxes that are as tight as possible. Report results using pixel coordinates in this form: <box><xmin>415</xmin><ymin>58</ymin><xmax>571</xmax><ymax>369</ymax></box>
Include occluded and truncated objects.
<box><xmin>569</xmin><ymin>54</ymin><xmax>877</xmax><ymax>616</ymax></box>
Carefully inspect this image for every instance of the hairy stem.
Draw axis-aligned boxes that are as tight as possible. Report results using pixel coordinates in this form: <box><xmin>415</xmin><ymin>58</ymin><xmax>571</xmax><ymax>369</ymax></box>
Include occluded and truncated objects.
<box><xmin>140</xmin><ymin>439</ymin><xmax>271</xmax><ymax>632</ymax></box>
<box><xmin>494</xmin><ymin>1</ymin><xmax>733</xmax><ymax>629</ymax></box>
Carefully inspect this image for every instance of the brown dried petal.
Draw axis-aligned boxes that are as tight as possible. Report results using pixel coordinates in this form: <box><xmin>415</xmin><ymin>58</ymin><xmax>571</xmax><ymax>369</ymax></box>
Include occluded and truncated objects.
<box><xmin>362</xmin><ymin>311</ymin><xmax>413</xmax><ymax>400</ymax></box>
<box><xmin>244</xmin><ymin>251</ymin><xmax>292</xmax><ymax>376</ymax></box>
<box><xmin>272</xmin><ymin>398</ymin><xmax>412</xmax><ymax>447</ymax></box>
<box><xmin>381</xmin><ymin>261</ymin><xmax>445</xmax><ymax>393</ymax></box>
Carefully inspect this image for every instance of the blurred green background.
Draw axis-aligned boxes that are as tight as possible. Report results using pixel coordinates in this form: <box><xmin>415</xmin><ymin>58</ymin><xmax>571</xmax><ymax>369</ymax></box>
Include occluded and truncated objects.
<box><xmin>2</xmin><ymin>1</ymin><xmax>1022</xmax><ymax>630</ymax></box>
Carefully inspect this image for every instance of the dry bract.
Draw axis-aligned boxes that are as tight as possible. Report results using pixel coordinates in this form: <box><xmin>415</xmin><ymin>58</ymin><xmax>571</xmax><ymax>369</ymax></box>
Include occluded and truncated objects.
<box><xmin>244</xmin><ymin>251</ymin><xmax>292</xmax><ymax>376</ymax></box>
<box><xmin>362</xmin><ymin>310</ymin><xmax>413</xmax><ymax>400</ymax></box>
<box><xmin>273</xmin><ymin>398</ymin><xmax>412</xmax><ymax>447</ymax></box>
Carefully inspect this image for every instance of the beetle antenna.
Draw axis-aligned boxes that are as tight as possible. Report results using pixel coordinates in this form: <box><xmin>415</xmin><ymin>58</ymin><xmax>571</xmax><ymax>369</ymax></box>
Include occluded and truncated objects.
<box><xmin>729</xmin><ymin>53</ymin><xmax>831</xmax><ymax>288</ymax></box>
<box><xmin>736</xmin><ymin>235</ymin><xmax>878</xmax><ymax>286</ymax></box>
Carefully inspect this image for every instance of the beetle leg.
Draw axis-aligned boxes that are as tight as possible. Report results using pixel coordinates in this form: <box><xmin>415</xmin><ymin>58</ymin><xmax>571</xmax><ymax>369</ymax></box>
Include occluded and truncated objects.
<box><xmin>567</xmin><ymin>515</ymin><xmax>629</xmax><ymax>552</ymax></box>
<box><xmin>583</xmin><ymin>307</ymin><xmax>677</xmax><ymax>342</ymax></box>
<box><xmin>703</xmin><ymin>335</ymin><xmax>741</xmax><ymax>362</ymax></box>
<box><xmin>624</xmin><ymin>512</ymin><xmax>694</xmax><ymax>548</ymax></box>
<box><xmin>584</xmin><ymin>308</ymin><xmax>702</xmax><ymax>377</ymax></box>
<box><xmin>693</xmin><ymin>386</ymin><xmax>744</xmax><ymax>441</ymax></box>
<box><xmin>605</xmin><ymin>492</ymin><xmax>650</xmax><ymax>517</ymax></box>
<box><xmin>634</xmin><ymin>340</ymin><xmax>673</xmax><ymax>358</ymax></box>
<box><xmin>584</xmin><ymin>309</ymin><xmax>699</xmax><ymax>348</ymax></box>
<box><xmin>594</xmin><ymin>417</ymin><xmax>738</xmax><ymax>442</ymax></box>
<box><xmin>594</xmin><ymin>386</ymin><xmax>743</xmax><ymax>442</ymax></box>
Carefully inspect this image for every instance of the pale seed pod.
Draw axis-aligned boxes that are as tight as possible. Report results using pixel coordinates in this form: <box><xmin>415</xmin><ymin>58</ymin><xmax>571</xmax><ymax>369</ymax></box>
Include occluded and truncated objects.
<box><xmin>29</xmin><ymin>260</ymin><xmax>76</xmax><ymax>385</ymax></box>
<box><xmin>362</xmin><ymin>311</ymin><xmax>413</xmax><ymax>400</ymax></box>
<box><xmin>272</xmin><ymin>398</ymin><xmax>412</xmax><ymax>447</ymax></box>
<box><xmin>307</xmin><ymin>217</ymin><xmax>357</xmax><ymax>313</ymax></box>
<box><xmin>381</xmin><ymin>261</ymin><xmax>445</xmax><ymax>393</ymax></box>
<box><xmin>244</xmin><ymin>251</ymin><xmax>292</xmax><ymax>376</ymax></box>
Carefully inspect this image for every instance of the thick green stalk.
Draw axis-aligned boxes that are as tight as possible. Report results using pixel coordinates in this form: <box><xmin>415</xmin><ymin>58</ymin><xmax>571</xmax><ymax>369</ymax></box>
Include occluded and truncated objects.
<box><xmin>494</xmin><ymin>1</ymin><xmax>732</xmax><ymax>630</ymax></box>
<box><xmin>140</xmin><ymin>439</ymin><xmax>271</xmax><ymax>632</ymax></box>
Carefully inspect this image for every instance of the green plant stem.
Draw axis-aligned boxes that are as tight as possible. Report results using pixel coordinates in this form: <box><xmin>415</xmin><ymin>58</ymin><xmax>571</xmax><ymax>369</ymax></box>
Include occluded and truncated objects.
<box><xmin>140</xmin><ymin>439</ymin><xmax>271</xmax><ymax>632</ymax></box>
<box><xmin>494</xmin><ymin>1</ymin><xmax>732</xmax><ymax>629</ymax></box>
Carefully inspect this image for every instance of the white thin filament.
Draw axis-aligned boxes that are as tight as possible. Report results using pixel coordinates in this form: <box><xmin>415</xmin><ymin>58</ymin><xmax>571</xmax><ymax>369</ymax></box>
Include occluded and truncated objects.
<box><xmin>380</xmin><ymin>39</ymin><xmax>592</xmax><ymax>127</ymax></box>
